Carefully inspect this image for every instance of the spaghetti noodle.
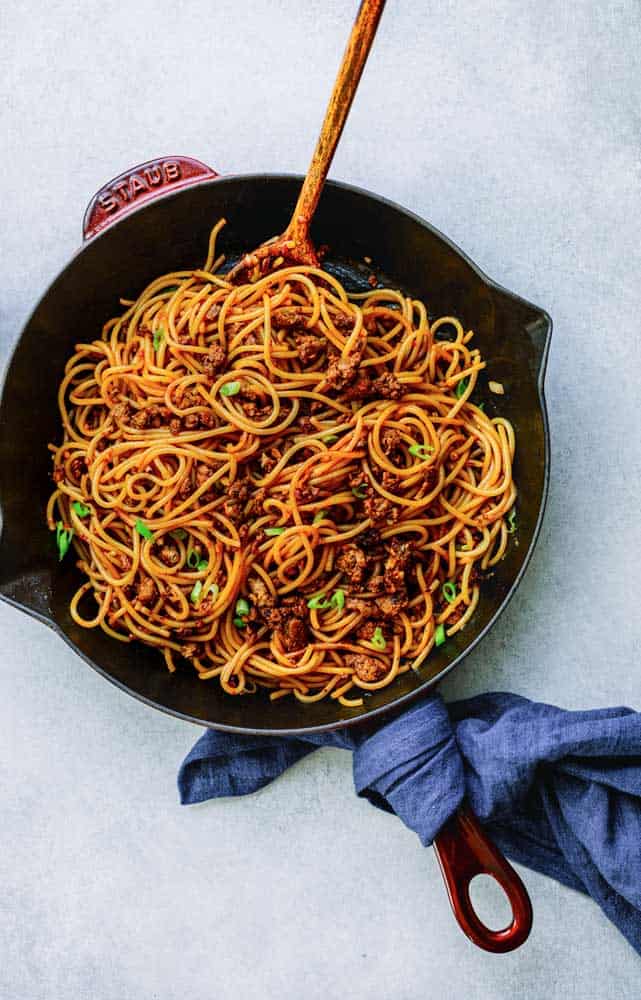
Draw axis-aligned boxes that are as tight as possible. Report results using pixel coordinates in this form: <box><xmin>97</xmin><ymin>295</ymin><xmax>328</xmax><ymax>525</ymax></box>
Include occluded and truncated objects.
<box><xmin>47</xmin><ymin>220</ymin><xmax>516</xmax><ymax>708</ymax></box>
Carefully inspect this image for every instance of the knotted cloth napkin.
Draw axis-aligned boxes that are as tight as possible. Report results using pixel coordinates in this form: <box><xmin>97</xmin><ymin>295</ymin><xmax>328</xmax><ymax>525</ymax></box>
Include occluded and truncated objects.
<box><xmin>178</xmin><ymin>692</ymin><xmax>641</xmax><ymax>953</ymax></box>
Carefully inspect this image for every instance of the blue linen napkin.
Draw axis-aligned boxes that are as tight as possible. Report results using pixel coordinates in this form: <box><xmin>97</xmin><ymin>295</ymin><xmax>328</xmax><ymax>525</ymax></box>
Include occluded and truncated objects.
<box><xmin>178</xmin><ymin>691</ymin><xmax>641</xmax><ymax>954</ymax></box>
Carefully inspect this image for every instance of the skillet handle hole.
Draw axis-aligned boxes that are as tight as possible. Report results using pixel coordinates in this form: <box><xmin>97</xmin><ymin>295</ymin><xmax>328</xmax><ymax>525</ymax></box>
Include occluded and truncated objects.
<box><xmin>468</xmin><ymin>873</ymin><xmax>513</xmax><ymax>932</ymax></box>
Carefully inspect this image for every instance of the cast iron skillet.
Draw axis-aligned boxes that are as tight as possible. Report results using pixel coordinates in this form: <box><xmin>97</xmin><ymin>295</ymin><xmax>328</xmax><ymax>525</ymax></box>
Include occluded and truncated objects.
<box><xmin>0</xmin><ymin>156</ymin><xmax>551</xmax><ymax>952</ymax></box>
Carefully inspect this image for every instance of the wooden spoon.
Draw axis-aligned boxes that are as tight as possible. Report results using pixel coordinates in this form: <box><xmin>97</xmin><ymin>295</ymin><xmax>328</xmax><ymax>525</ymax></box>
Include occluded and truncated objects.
<box><xmin>229</xmin><ymin>0</ymin><xmax>386</xmax><ymax>282</ymax></box>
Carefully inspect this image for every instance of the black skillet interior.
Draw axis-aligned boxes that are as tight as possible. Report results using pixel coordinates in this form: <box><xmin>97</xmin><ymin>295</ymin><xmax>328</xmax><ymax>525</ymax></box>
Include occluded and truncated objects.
<box><xmin>0</xmin><ymin>175</ymin><xmax>550</xmax><ymax>733</ymax></box>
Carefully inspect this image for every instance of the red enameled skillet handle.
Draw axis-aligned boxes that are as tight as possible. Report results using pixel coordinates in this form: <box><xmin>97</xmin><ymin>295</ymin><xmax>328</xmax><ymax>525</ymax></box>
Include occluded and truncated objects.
<box><xmin>432</xmin><ymin>805</ymin><xmax>533</xmax><ymax>952</ymax></box>
<box><xmin>82</xmin><ymin>156</ymin><xmax>220</xmax><ymax>241</ymax></box>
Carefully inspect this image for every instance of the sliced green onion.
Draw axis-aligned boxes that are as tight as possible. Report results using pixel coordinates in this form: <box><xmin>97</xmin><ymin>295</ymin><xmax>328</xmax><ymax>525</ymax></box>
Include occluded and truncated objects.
<box><xmin>220</xmin><ymin>381</ymin><xmax>241</xmax><ymax>397</ymax></box>
<box><xmin>313</xmin><ymin>510</ymin><xmax>327</xmax><ymax>525</ymax></box>
<box><xmin>233</xmin><ymin>617</ymin><xmax>246</xmax><ymax>629</ymax></box>
<box><xmin>442</xmin><ymin>581</ymin><xmax>457</xmax><ymax>604</ymax></box>
<box><xmin>71</xmin><ymin>501</ymin><xmax>91</xmax><ymax>518</ymax></box>
<box><xmin>455</xmin><ymin>377</ymin><xmax>469</xmax><ymax>399</ymax></box>
<box><xmin>331</xmin><ymin>589</ymin><xmax>345</xmax><ymax>611</ymax></box>
<box><xmin>153</xmin><ymin>327</ymin><xmax>164</xmax><ymax>351</ymax></box>
<box><xmin>435</xmin><ymin>623</ymin><xmax>446</xmax><ymax>647</ymax></box>
<box><xmin>477</xmin><ymin>402</ymin><xmax>485</xmax><ymax>412</ymax></box>
<box><xmin>371</xmin><ymin>626</ymin><xmax>386</xmax><ymax>650</ymax></box>
<box><xmin>265</xmin><ymin>527</ymin><xmax>285</xmax><ymax>537</ymax></box>
<box><xmin>322</xmin><ymin>434</ymin><xmax>338</xmax><ymax>445</ymax></box>
<box><xmin>190</xmin><ymin>580</ymin><xmax>203</xmax><ymax>603</ymax></box>
<box><xmin>507</xmin><ymin>508</ymin><xmax>517</xmax><ymax>534</ymax></box>
<box><xmin>307</xmin><ymin>594</ymin><xmax>331</xmax><ymax>610</ymax></box>
<box><xmin>207</xmin><ymin>583</ymin><xmax>220</xmax><ymax>600</ymax></box>
<box><xmin>196</xmin><ymin>559</ymin><xmax>208</xmax><ymax>572</ymax></box>
<box><xmin>171</xmin><ymin>528</ymin><xmax>187</xmax><ymax>540</ymax></box>
<box><xmin>135</xmin><ymin>518</ymin><xmax>154</xmax><ymax>541</ymax></box>
<box><xmin>409</xmin><ymin>443</ymin><xmax>433</xmax><ymax>460</ymax></box>
<box><xmin>351</xmin><ymin>484</ymin><xmax>367</xmax><ymax>499</ymax></box>
<box><xmin>235</xmin><ymin>597</ymin><xmax>250</xmax><ymax>617</ymax></box>
<box><xmin>55</xmin><ymin>522</ymin><xmax>73</xmax><ymax>561</ymax></box>
<box><xmin>187</xmin><ymin>548</ymin><xmax>200</xmax><ymax>568</ymax></box>
<box><xmin>165</xmin><ymin>285</ymin><xmax>179</xmax><ymax>293</ymax></box>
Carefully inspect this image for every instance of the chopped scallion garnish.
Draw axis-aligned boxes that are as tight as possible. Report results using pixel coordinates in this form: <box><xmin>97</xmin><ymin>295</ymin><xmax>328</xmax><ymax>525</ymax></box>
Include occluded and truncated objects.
<box><xmin>434</xmin><ymin>623</ymin><xmax>446</xmax><ymax>647</ymax></box>
<box><xmin>331</xmin><ymin>589</ymin><xmax>345</xmax><ymax>611</ymax></box>
<box><xmin>409</xmin><ymin>443</ymin><xmax>433</xmax><ymax>460</ymax></box>
<box><xmin>351</xmin><ymin>484</ymin><xmax>367</xmax><ymax>499</ymax></box>
<box><xmin>265</xmin><ymin>527</ymin><xmax>285</xmax><ymax>536</ymax></box>
<box><xmin>371</xmin><ymin>626</ymin><xmax>386</xmax><ymax>650</ymax></box>
<box><xmin>207</xmin><ymin>583</ymin><xmax>220</xmax><ymax>600</ymax></box>
<box><xmin>323</xmin><ymin>435</ymin><xmax>338</xmax><ymax>444</ymax></box>
<box><xmin>135</xmin><ymin>519</ymin><xmax>154</xmax><ymax>541</ymax></box>
<box><xmin>313</xmin><ymin>510</ymin><xmax>327</xmax><ymax>525</ymax></box>
<box><xmin>455</xmin><ymin>377</ymin><xmax>469</xmax><ymax>399</ymax></box>
<box><xmin>220</xmin><ymin>381</ymin><xmax>240</xmax><ymax>397</ymax></box>
<box><xmin>233</xmin><ymin>617</ymin><xmax>246</xmax><ymax>629</ymax></box>
<box><xmin>187</xmin><ymin>549</ymin><xmax>200</xmax><ymax>568</ymax></box>
<box><xmin>507</xmin><ymin>508</ymin><xmax>517</xmax><ymax>534</ymax></box>
<box><xmin>235</xmin><ymin>597</ymin><xmax>250</xmax><ymax>617</ymax></box>
<box><xmin>71</xmin><ymin>501</ymin><xmax>91</xmax><ymax>518</ymax></box>
<box><xmin>477</xmin><ymin>402</ymin><xmax>485</xmax><ymax>412</ymax></box>
<box><xmin>307</xmin><ymin>594</ymin><xmax>330</xmax><ymax>610</ymax></box>
<box><xmin>171</xmin><ymin>528</ymin><xmax>187</xmax><ymax>540</ymax></box>
<box><xmin>190</xmin><ymin>580</ymin><xmax>203</xmax><ymax>603</ymax></box>
<box><xmin>55</xmin><ymin>521</ymin><xmax>73</xmax><ymax>561</ymax></box>
<box><xmin>196</xmin><ymin>559</ymin><xmax>209</xmax><ymax>572</ymax></box>
<box><xmin>442</xmin><ymin>581</ymin><xmax>457</xmax><ymax>604</ymax></box>
<box><xmin>153</xmin><ymin>327</ymin><xmax>164</xmax><ymax>351</ymax></box>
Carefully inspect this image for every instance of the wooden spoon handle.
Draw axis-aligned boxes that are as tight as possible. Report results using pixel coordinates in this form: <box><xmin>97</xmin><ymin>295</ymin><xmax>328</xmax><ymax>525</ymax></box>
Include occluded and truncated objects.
<box><xmin>286</xmin><ymin>0</ymin><xmax>386</xmax><ymax>245</ymax></box>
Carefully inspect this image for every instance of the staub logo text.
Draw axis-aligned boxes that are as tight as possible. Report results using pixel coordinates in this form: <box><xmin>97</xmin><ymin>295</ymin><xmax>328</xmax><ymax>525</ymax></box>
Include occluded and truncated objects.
<box><xmin>98</xmin><ymin>161</ymin><xmax>182</xmax><ymax>213</ymax></box>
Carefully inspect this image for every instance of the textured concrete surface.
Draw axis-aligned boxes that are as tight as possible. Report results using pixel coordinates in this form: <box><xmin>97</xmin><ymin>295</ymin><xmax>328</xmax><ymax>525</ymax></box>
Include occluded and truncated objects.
<box><xmin>2</xmin><ymin>1</ymin><xmax>641</xmax><ymax>996</ymax></box>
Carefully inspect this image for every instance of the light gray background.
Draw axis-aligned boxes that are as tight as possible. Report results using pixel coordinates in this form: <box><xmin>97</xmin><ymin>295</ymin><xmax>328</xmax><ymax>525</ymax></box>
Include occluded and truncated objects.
<box><xmin>2</xmin><ymin>1</ymin><xmax>640</xmax><ymax>997</ymax></box>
